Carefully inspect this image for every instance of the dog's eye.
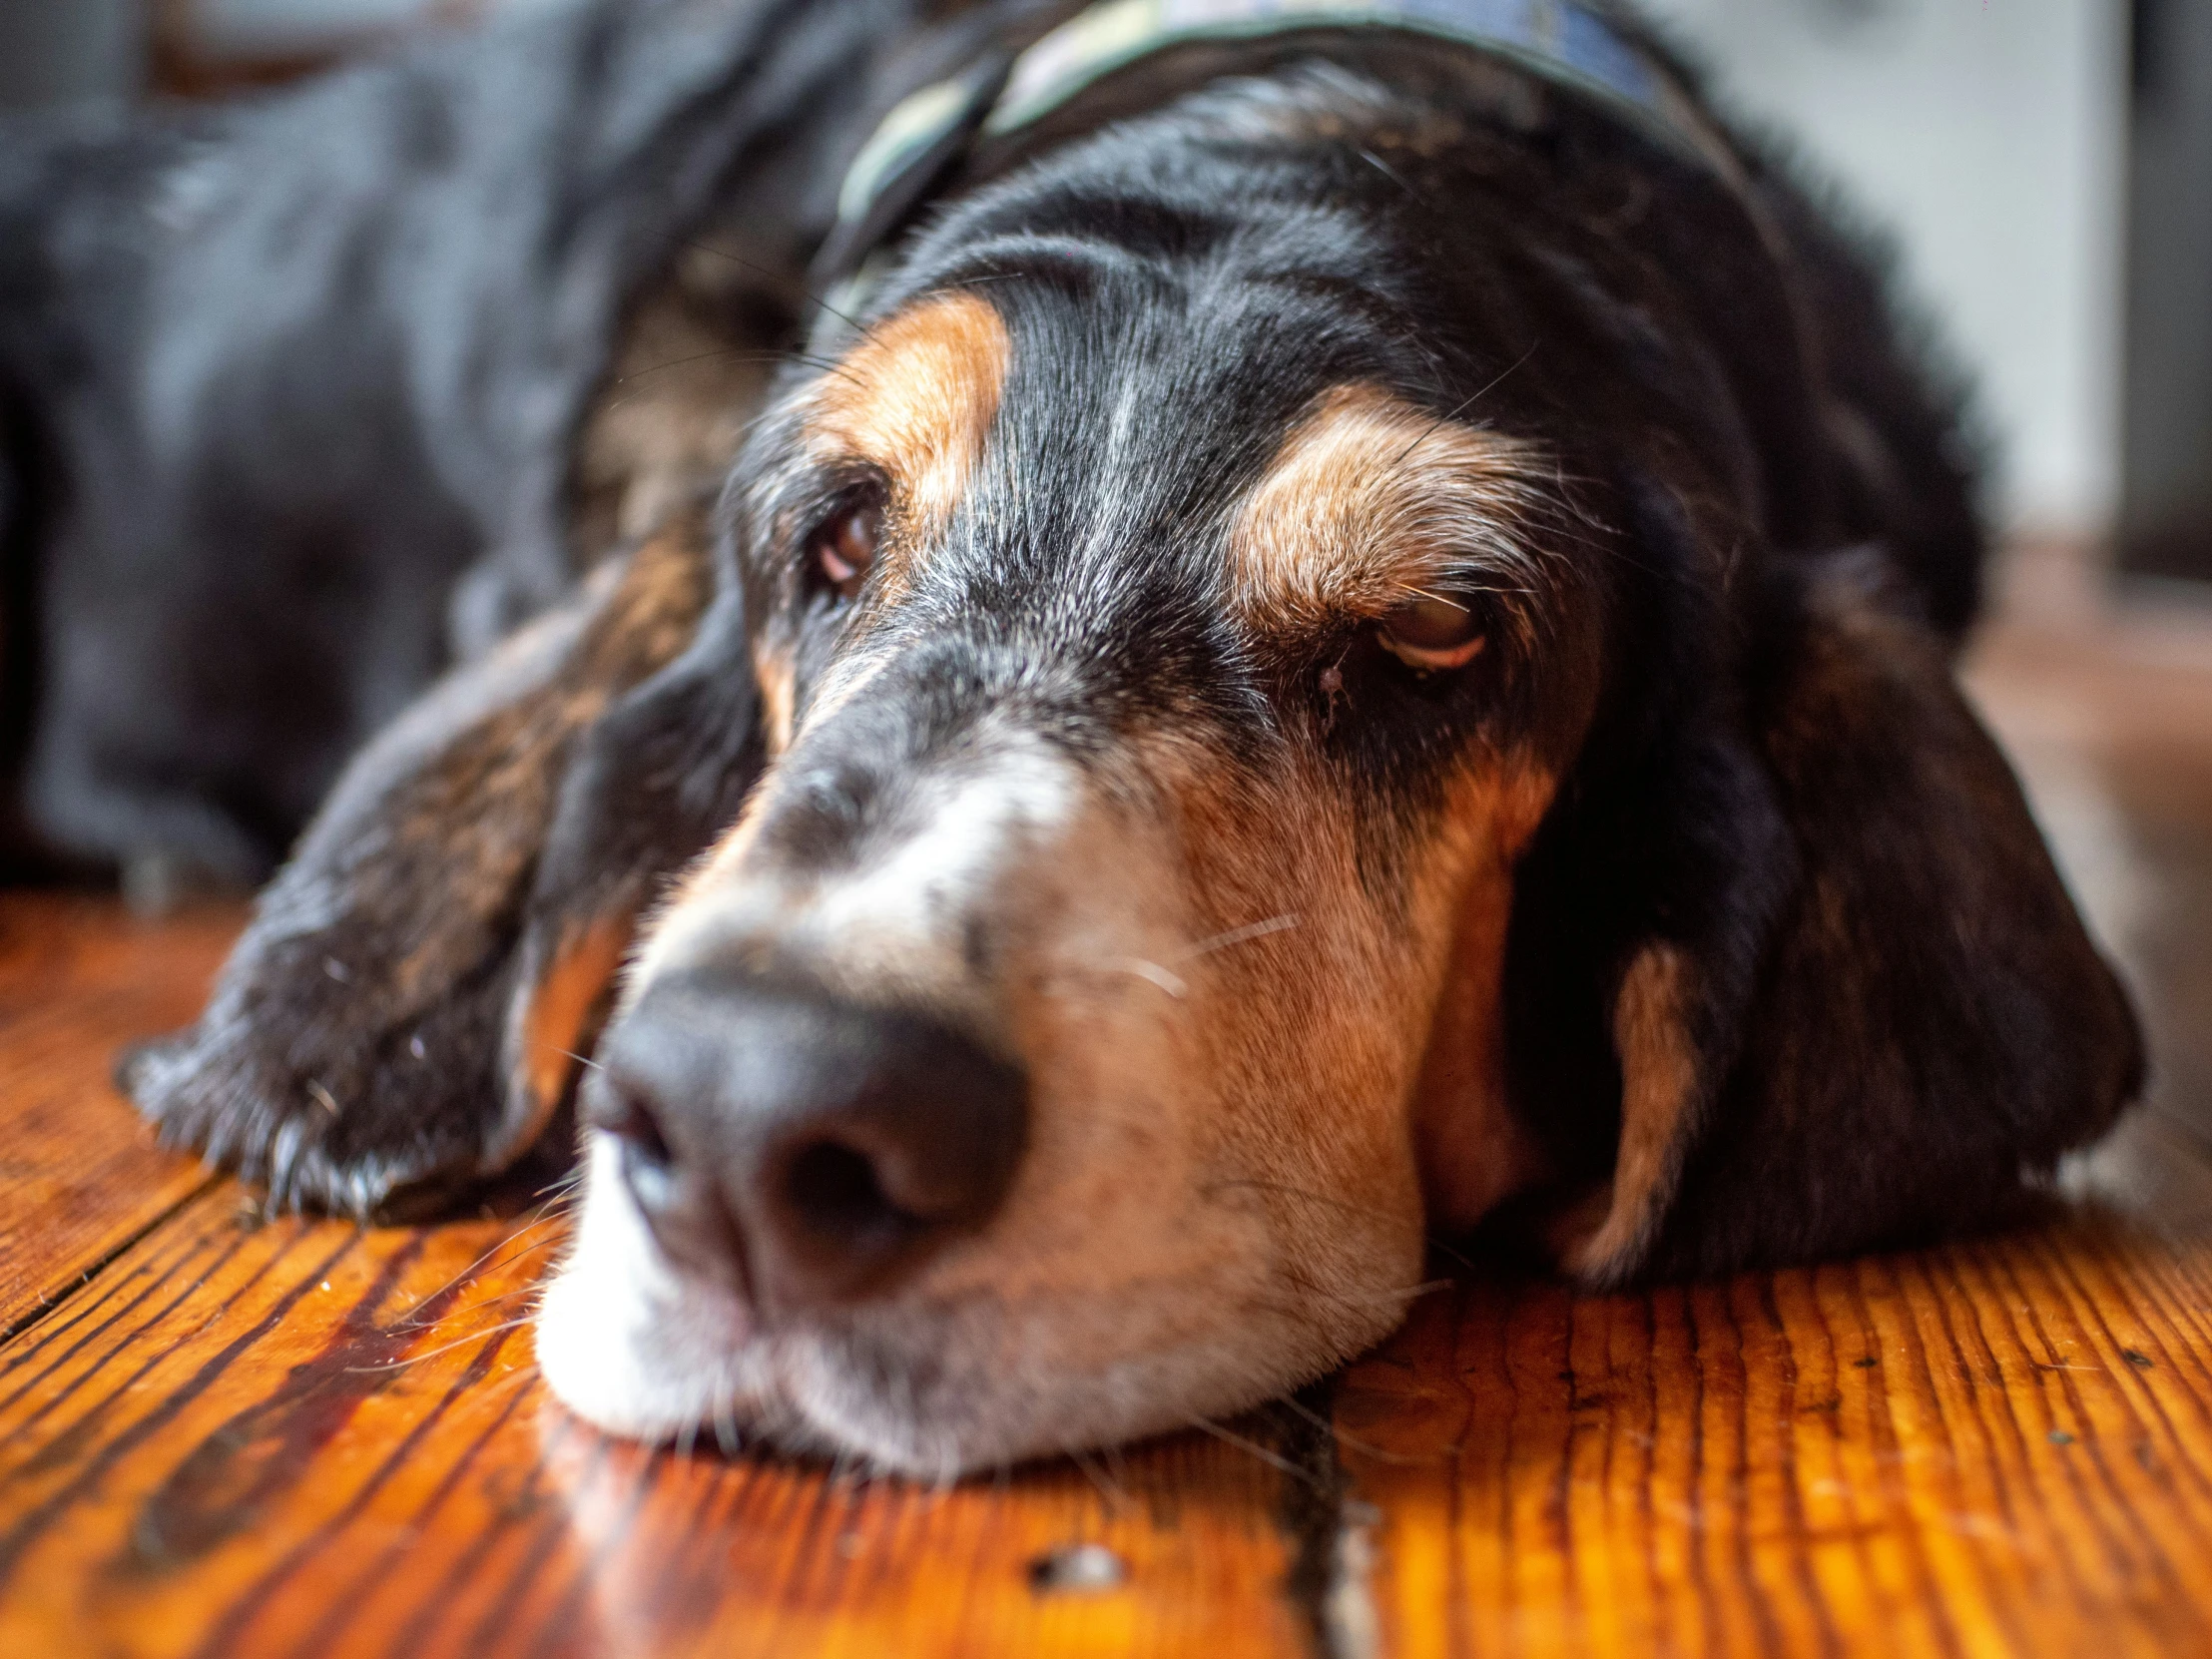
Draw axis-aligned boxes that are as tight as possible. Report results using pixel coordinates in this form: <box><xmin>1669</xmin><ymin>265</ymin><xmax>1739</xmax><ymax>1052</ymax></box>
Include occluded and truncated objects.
<box><xmin>1378</xmin><ymin>592</ymin><xmax>1485</xmax><ymax>672</ymax></box>
<box><xmin>809</xmin><ymin>499</ymin><xmax>881</xmax><ymax>599</ymax></box>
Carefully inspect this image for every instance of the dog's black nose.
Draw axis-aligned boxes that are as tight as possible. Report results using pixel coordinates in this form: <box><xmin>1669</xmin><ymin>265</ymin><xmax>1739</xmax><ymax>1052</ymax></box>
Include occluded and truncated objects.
<box><xmin>586</xmin><ymin>973</ymin><xmax>1027</xmax><ymax>1311</ymax></box>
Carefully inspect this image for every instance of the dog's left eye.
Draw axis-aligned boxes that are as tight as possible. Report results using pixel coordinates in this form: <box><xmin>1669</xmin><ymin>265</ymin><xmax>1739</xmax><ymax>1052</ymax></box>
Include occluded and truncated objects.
<box><xmin>809</xmin><ymin>499</ymin><xmax>881</xmax><ymax>599</ymax></box>
<box><xmin>1378</xmin><ymin>592</ymin><xmax>1485</xmax><ymax>672</ymax></box>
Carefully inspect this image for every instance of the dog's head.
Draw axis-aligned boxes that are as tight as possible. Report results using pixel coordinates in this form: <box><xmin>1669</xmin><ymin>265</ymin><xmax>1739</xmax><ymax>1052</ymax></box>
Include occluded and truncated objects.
<box><xmin>130</xmin><ymin>69</ymin><xmax>2139</xmax><ymax>1474</ymax></box>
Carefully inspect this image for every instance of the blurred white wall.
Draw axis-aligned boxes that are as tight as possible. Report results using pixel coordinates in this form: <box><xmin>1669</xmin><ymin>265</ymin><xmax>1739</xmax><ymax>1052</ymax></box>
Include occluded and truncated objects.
<box><xmin>1643</xmin><ymin>0</ymin><xmax>2129</xmax><ymax>541</ymax></box>
<box><xmin>183</xmin><ymin>0</ymin><xmax>551</xmax><ymax>57</ymax></box>
<box><xmin>188</xmin><ymin>0</ymin><xmax>448</xmax><ymax>55</ymax></box>
<box><xmin>0</xmin><ymin>0</ymin><xmax>145</xmax><ymax>110</ymax></box>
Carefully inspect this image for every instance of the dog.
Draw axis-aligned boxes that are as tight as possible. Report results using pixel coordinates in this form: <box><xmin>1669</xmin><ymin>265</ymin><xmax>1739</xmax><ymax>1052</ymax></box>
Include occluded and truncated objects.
<box><xmin>1</xmin><ymin>0</ymin><xmax>2140</xmax><ymax>1475</ymax></box>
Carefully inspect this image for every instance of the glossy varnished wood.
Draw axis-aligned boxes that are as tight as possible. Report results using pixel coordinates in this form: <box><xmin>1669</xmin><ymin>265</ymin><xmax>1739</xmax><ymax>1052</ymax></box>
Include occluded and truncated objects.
<box><xmin>3</xmin><ymin>597</ymin><xmax>2212</xmax><ymax>1657</ymax></box>
<box><xmin>0</xmin><ymin>896</ymin><xmax>239</xmax><ymax>1334</ymax></box>
<box><xmin>0</xmin><ymin>1188</ymin><xmax>1314</xmax><ymax>1659</ymax></box>
<box><xmin>1338</xmin><ymin>1218</ymin><xmax>2212</xmax><ymax>1658</ymax></box>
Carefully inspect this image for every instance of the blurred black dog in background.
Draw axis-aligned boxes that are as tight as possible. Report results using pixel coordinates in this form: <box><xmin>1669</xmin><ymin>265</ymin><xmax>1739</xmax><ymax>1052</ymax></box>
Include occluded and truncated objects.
<box><xmin>0</xmin><ymin>0</ymin><xmax>1017</xmax><ymax>889</ymax></box>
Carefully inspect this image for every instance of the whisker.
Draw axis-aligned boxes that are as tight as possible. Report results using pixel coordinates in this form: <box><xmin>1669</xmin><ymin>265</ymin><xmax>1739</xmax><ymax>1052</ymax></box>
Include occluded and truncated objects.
<box><xmin>602</xmin><ymin>345</ymin><xmax>867</xmax><ymax>411</ymax></box>
<box><xmin>1238</xmin><ymin>1283</ymin><xmax>1449</xmax><ymax>1335</ymax></box>
<box><xmin>1302</xmin><ymin>1277</ymin><xmax>1454</xmax><ymax>1312</ymax></box>
<box><xmin>1172</xmin><ymin>913</ymin><xmax>1301</xmax><ymax>963</ymax></box>
<box><xmin>395</xmin><ymin>1218</ymin><xmax>570</xmax><ymax>1316</ymax></box>
<box><xmin>1099</xmin><ymin>956</ymin><xmax>1189</xmax><ymax>999</ymax></box>
<box><xmin>533</xmin><ymin>1168</ymin><xmax>586</xmax><ymax>1201</ymax></box>
<box><xmin>416</xmin><ymin>1282</ymin><xmax>545</xmax><ymax>1321</ymax></box>
<box><xmin>392</xmin><ymin>1207</ymin><xmax>572</xmax><ymax>1320</ymax></box>
<box><xmin>1275</xmin><ymin>1391</ymin><xmax>1442</xmax><ymax>1466</ymax></box>
<box><xmin>670</xmin><ymin>236</ymin><xmax>867</xmax><ymax>334</ymax></box>
<box><xmin>1390</xmin><ymin>340</ymin><xmax>1541</xmax><ymax>467</ymax></box>
<box><xmin>430</xmin><ymin>1357</ymin><xmax>541</xmax><ymax>1431</ymax></box>
<box><xmin>609</xmin><ymin>346</ymin><xmax>784</xmax><ymax>387</ymax></box>
<box><xmin>1356</xmin><ymin>145</ymin><xmax>1419</xmax><ymax>202</ymax></box>
<box><xmin>1203</xmin><ymin>1176</ymin><xmax>1481</xmax><ymax>1273</ymax></box>
<box><xmin>1060</xmin><ymin>1437</ymin><xmax>1128</xmax><ymax>1513</ymax></box>
<box><xmin>346</xmin><ymin>1315</ymin><xmax>538</xmax><ymax>1373</ymax></box>
<box><xmin>1101</xmin><ymin>1436</ymin><xmax>1132</xmax><ymax>1500</ymax></box>
<box><xmin>1392</xmin><ymin>584</ymin><xmax>1469</xmax><ymax>612</ymax></box>
<box><xmin>1182</xmin><ymin>1414</ymin><xmax>1322</xmax><ymax>1488</ymax></box>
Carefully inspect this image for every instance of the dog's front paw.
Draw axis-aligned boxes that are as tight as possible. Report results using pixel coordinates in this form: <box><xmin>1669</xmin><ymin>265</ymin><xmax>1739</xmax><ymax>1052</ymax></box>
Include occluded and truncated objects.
<box><xmin>120</xmin><ymin>882</ymin><xmax>527</xmax><ymax>1217</ymax></box>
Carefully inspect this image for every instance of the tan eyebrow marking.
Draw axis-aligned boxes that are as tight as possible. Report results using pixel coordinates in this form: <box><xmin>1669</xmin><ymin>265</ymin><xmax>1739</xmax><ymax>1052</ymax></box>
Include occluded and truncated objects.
<box><xmin>803</xmin><ymin>289</ymin><xmax>1012</xmax><ymax>559</ymax></box>
<box><xmin>1227</xmin><ymin>381</ymin><xmax>1546</xmax><ymax>638</ymax></box>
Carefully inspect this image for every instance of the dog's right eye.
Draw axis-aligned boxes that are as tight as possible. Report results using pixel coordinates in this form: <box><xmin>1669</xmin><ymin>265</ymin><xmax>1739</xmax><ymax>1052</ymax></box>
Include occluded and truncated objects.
<box><xmin>808</xmin><ymin>498</ymin><xmax>882</xmax><ymax>601</ymax></box>
<box><xmin>1378</xmin><ymin>590</ymin><xmax>1485</xmax><ymax>673</ymax></box>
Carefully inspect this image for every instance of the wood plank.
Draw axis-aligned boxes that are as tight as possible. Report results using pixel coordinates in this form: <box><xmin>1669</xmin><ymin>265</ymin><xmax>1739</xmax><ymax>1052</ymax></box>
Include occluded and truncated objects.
<box><xmin>10</xmin><ymin>1177</ymin><xmax>2212</xmax><ymax>1656</ymax></box>
<box><xmin>1335</xmin><ymin>1219</ymin><xmax>2212</xmax><ymax>1659</ymax></box>
<box><xmin>0</xmin><ymin>1190</ymin><xmax>1317</xmax><ymax>1659</ymax></box>
<box><xmin>0</xmin><ymin>895</ymin><xmax>242</xmax><ymax>1335</ymax></box>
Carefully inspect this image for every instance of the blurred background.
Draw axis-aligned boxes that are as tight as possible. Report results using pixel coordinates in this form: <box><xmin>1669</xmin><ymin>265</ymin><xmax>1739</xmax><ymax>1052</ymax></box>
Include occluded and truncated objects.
<box><xmin>1</xmin><ymin>0</ymin><xmax>2208</xmax><ymax>1196</ymax></box>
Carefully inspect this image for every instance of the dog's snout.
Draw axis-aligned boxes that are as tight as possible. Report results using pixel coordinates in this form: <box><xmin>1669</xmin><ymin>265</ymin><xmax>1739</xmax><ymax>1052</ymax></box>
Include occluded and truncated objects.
<box><xmin>589</xmin><ymin>973</ymin><xmax>1028</xmax><ymax>1312</ymax></box>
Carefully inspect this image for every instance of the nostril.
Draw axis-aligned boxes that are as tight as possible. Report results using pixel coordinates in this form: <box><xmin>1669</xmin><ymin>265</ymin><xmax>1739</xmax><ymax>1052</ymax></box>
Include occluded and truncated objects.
<box><xmin>590</xmin><ymin>1085</ymin><xmax>679</xmax><ymax>1209</ymax></box>
<box><xmin>779</xmin><ymin>1138</ymin><xmax>916</xmax><ymax>1248</ymax></box>
<box><xmin>603</xmin><ymin>974</ymin><xmax>1029</xmax><ymax>1311</ymax></box>
<box><xmin>590</xmin><ymin>1085</ymin><xmax>674</xmax><ymax>1163</ymax></box>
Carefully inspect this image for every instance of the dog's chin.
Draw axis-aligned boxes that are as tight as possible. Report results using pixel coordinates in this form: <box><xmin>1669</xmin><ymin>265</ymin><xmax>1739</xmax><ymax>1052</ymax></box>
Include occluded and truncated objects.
<box><xmin>531</xmin><ymin>1149</ymin><xmax>1401</xmax><ymax>1478</ymax></box>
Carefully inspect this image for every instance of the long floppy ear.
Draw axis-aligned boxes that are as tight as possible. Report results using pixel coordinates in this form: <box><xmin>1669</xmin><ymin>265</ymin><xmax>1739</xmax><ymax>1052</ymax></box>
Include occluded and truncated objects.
<box><xmin>123</xmin><ymin>510</ymin><xmax>762</xmax><ymax>1215</ymax></box>
<box><xmin>1517</xmin><ymin>550</ymin><xmax>2142</xmax><ymax>1286</ymax></box>
<box><xmin>492</xmin><ymin>581</ymin><xmax>769</xmax><ymax>1171</ymax></box>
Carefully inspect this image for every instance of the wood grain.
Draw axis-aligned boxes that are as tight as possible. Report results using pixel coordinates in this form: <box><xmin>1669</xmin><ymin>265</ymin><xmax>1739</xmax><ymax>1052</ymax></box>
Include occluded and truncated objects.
<box><xmin>0</xmin><ymin>895</ymin><xmax>241</xmax><ymax>1336</ymax></box>
<box><xmin>1335</xmin><ymin>1219</ymin><xmax>2212</xmax><ymax>1659</ymax></box>
<box><xmin>0</xmin><ymin>1189</ymin><xmax>1315</xmax><ymax>1659</ymax></box>
<box><xmin>2</xmin><ymin>605</ymin><xmax>2211</xmax><ymax>1656</ymax></box>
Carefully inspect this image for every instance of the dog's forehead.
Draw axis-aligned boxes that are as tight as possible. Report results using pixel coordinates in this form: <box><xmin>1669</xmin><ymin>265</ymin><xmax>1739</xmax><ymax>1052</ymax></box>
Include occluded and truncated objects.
<box><xmin>794</xmin><ymin>273</ymin><xmax>1465</xmax><ymax>639</ymax></box>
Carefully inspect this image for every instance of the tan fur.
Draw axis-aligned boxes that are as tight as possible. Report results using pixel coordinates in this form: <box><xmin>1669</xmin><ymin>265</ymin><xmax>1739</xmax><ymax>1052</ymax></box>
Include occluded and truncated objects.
<box><xmin>1410</xmin><ymin>768</ymin><xmax>1560</xmax><ymax>1228</ymax></box>
<box><xmin>754</xmin><ymin>642</ymin><xmax>797</xmax><ymax>758</ymax></box>
<box><xmin>1229</xmin><ymin>382</ymin><xmax>1547</xmax><ymax>642</ymax></box>
<box><xmin>512</xmin><ymin>913</ymin><xmax>633</xmax><ymax>1131</ymax></box>
<box><xmin>1555</xmin><ymin>942</ymin><xmax>1701</xmax><ymax>1284</ymax></box>
<box><xmin>802</xmin><ymin>290</ymin><xmax>1011</xmax><ymax>592</ymax></box>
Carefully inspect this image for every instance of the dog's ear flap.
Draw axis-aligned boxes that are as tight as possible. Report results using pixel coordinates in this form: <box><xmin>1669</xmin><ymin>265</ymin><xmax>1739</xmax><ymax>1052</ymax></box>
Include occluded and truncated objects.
<box><xmin>123</xmin><ymin>511</ymin><xmax>750</xmax><ymax>1214</ymax></box>
<box><xmin>493</xmin><ymin>583</ymin><xmax>769</xmax><ymax>1166</ymax></box>
<box><xmin>1536</xmin><ymin>552</ymin><xmax>2142</xmax><ymax>1286</ymax></box>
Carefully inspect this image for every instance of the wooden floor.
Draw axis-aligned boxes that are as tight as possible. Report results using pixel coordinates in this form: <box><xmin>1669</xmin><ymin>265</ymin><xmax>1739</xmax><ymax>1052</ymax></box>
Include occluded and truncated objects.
<box><xmin>6</xmin><ymin>594</ymin><xmax>2212</xmax><ymax>1658</ymax></box>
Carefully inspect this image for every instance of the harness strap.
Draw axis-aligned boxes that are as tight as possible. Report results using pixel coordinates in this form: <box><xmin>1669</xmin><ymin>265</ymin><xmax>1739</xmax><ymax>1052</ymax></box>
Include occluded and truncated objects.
<box><xmin>820</xmin><ymin>0</ymin><xmax>1756</xmax><ymax>289</ymax></box>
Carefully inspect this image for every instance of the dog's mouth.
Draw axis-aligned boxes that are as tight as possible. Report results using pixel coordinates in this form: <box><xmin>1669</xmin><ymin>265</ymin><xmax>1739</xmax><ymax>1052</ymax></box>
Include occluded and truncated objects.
<box><xmin>533</xmin><ymin>1136</ymin><xmax>1356</xmax><ymax>1476</ymax></box>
